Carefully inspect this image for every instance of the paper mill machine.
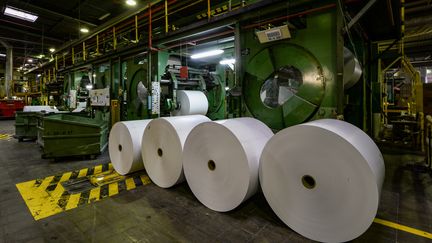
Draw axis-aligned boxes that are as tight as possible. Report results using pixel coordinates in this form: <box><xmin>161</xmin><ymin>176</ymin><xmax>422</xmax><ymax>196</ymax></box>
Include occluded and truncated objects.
<box><xmin>239</xmin><ymin>8</ymin><xmax>362</xmax><ymax>130</ymax></box>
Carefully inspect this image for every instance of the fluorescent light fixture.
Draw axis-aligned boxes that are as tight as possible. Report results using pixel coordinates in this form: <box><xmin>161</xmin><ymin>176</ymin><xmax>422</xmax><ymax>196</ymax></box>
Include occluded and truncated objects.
<box><xmin>219</xmin><ymin>58</ymin><xmax>235</xmax><ymax>65</ymax></box>
<box><xmin>98</xmin><ymin>13</ymin><xmax>111</xmax><ymax>20</ymax></box>
<box><xmin>80</xmin><ymin>28</ymin><xmax>89</xmax><ymax>33</ymax></box>
<box><xmin>191</xmin><ymin>49</ymin><xmax>224</xmax><ymax>59</ymax></box>
<box><xmin>27</xmin><ymin>58</ymin><xmax>33</xmax><ymax>63</ymax></box>
<box><xmin>49</xmin><ymin>48</ymin><xmax>55</xmax><ymax>53</ymax></box>
<box><xmin>4</xmin><ymin>6</ymin><xmax>38</xmax><ymax>22</ymax></box>
<box><xmin>86</xmin><ymin>84</ymin><xmax>93</xmax><ymax>90</ymax></box>
<box><xmin>0</xmin><ymin>53</ymin><xmax>6</xmax><ymax>57</ymax></box>
<box><xmin>37</xmin><ymin>74</ymin><xmax>41</xmax><ymax>77</ymax></box>
<box><xmin>126</xmin><ymin>0</ymin><xmax>137</xmax><ymax>6</ymax></box>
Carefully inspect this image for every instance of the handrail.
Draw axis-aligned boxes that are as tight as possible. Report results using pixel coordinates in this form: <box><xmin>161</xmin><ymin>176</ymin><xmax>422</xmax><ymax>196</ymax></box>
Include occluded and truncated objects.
<box><xmin>425</xmin><ymin>115</ymin><xmax>432</xmax><ymax>169</ymax></box>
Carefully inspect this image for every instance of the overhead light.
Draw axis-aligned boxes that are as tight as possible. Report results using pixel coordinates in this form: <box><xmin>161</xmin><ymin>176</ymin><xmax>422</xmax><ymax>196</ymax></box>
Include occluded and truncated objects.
<box><xmin>126</xmin><ymin>0</ymin><xmax>137</xmax><ymax>6</ymax></box>
<box><xmin>3</xmin><ymin>6</ymin><xmax>38</xmax><ymax>22</ymax></box>
<box><xmin>92</xmin><ymin>74</ymin><xmax>97</xmax><ymax>78</ymax></box>
<box><xmin>37</xmin><ymin>74</ymin><xmax>41</xmax><ymax>77</ymax></box>
<box><xmin>80</xmin><ymin>27</ymin><xmax>89</xmax><ymax>33</ymax></box>
<box><xmin>86</xmin><ymin>84</ymin><xmax>93</xmax><ymax>90</ymax></box>
<box><xmin>220</xmin><ymin>58</ymin><xmax>235</xmax><ymax>65</ymax></box>
<box><xmin>191</xmin><ymin>49</ymin><xmax>224</xmax><ymax>59</ymax></box>
<box><xmin>0</xmin><ymin>53</ymin><xmax>6</xmax><ymax>57</ymax></box>
<box><xmin>27</xmin><ymin>58</ymin><xmax>33</xmax><ymax>63</ymax></box>
<box><xmin>49</xmin><ymin>48</ymin><xmax>55</xmax><ymax>53</ymax></box>
<box><xmin>98</xmin><ymin>13</ymin><xmax>111</xmax><ymax>20</ymax></box>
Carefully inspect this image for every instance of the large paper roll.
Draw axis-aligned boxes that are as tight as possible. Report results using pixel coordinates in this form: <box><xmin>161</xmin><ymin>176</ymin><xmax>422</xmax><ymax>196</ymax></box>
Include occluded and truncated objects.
<box><xmin>259</xmin><ymin>119</ymin><xmax>385</xmax><ymax>242</ymax></box>
<box><xmin>23</xmin><ymin>106</ymin><xmax>58</xmax><ymax>112</ymax></box>
<box><xmin>183</xmin><ymin>118</ymin><xmax>274</xmax><ymax>212</ymax></box>
<box><xmin>109</xmin><ymin>120</ymin><xmax>151</xmax><ymax>175</ymax></box>
<box><xmin>142</xmin><ymin>115</ymin><xmax>210</xmax><ymax>188</ymax></box>
<box><xmin>172</xmin><ymin>90</ymin><xmax>208</xmax><ymax>116</ymax></box>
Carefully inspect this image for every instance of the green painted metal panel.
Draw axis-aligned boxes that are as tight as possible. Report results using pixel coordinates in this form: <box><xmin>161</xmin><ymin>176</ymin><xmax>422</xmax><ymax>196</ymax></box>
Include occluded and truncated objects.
<box><xmin>41</xmin><ymin>114</ymin><xmax>108</xmax><ymax>158</ymax></box>
<box><xmin>241</xmin><ymin>10</ymin><xmax>338</xmax><ymax>130</ymax></box>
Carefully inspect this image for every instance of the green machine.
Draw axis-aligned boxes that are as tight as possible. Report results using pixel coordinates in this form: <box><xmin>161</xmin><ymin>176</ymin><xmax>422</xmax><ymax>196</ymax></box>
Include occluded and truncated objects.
<box><xmin>241</xmin><ymin>10</ymin><xmax>341</xmax><ymax>130</ymax></box>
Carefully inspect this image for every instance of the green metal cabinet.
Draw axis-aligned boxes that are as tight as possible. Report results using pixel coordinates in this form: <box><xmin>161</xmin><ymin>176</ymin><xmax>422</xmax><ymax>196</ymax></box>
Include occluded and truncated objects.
<box><xmin>40</xmin><ymin>114</ymin><xmax>108</xmax><ymax>159</ymax></box>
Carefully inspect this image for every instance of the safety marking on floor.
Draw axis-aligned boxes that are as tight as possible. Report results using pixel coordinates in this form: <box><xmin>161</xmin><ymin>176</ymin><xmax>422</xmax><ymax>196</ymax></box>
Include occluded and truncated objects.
<box><xmin>16</xmin><ymin>162</ymin><xmax>151</xmax><ymax>220</ymax></box>
<box><xmin>374</xmin><ymin>218</ymin><xmax>432</xmax><ymax>239</ymax></box>
<box><xmin>0</xmin><ymin>133</ymin><xmax>12</xmax><ymax>140</ymax></box>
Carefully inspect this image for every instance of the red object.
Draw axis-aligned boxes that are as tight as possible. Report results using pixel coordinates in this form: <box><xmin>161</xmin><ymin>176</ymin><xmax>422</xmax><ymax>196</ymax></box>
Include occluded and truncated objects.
<box><xmin>180</xmin><ymin>66</ymin><xmax>189</xmax><ymax>79</ymax></box>
<box><xmin>0</xmin><ymin>100</ymin><xmax>25</xmax><ymax>118</ymax></box>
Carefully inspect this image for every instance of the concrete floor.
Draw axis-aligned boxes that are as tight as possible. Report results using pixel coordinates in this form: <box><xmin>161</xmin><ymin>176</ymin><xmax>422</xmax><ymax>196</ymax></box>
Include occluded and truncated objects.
<box><xmin>0</xmin><ymin>119</ymin><xmax>431</xmax><ymax>242</ymax></box>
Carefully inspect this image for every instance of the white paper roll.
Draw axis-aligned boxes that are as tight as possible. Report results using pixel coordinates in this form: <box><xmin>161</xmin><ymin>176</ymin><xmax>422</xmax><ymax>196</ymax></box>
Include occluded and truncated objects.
<box><xmin>23</xmin><ymin>106</ymin><xmax>58</xmax><ymax>112</ymax></box>
<box><xmin>172</xmin><ymin>90</ymin><xmax>208</xmax><ymax>116</ymax></box>
<box><xmin>142</xmin><ymin>115</ymin><xmax>210</xmax><ymax>188</ymax></box>
<box><xmin>109</xmin><ymin>120</ymin><xmax>151</xmax><ymax>175</ymax></box>
<box><xmin>183</xmin><ymin>117</ymin><xmax>274</xmax><ymax>212</ymax></box>
<box><xmin>259</xmin><ymin>119</ymin><xmax>385</xmax><ymax>242</ymax></box>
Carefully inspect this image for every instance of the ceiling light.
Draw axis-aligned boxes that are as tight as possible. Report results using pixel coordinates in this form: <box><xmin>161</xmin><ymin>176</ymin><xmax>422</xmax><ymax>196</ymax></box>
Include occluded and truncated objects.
<box><xmin>98</xmin><ymin>13</ymin><xmax>111</xmax><ymax>20</ymax></box>
<box><xmin>219</xmin><ymin>58</ymin><xmax>235</xmax><ymax>65</ymax></box>
<box><xmin>86</xmin><ymin>84</ymin><xmax>93</xmax><ymax>90</ymax></box>
<box><xmin>0</xmin><ymin>53</ymin><xmax>6</xmax><ymax>57</ymax></box>
<box><xmin>37</xmin><ymin>74</ymin><xmax>41</xmax><ymax>77</ymax></box>
<box><xmin>80</xmin><ymin>28</ymin><xmax>89</xmax><ymax>33</ymax></box>
<box><xmin>27</xmin><ymin>58</ymin><xmax>33</xmax><ymax>63</ymax></box>
<box><xmin>3</xmin><ymin>6</ymin><xmax>38</xmax><ymax>22</ymax></box>
<box><xmin>49</xmin><ymin>48</ymin><xmax>55</xmax><ymax>53</ymax></box>
<box><xmin>126</xmin><ymin>0</ymin><xmax>137</xmax><ymax>6</ymax></box>
<box><xmin>191</xmin><ymin>49</ymin><xmax>224</xmax><ymax>59</ymax></box>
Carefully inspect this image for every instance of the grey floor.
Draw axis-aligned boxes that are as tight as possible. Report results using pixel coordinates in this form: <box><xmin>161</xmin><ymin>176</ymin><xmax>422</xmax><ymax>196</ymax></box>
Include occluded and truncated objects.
<box><xmin>0</xmin><ymin>119</ymin><xmax>431</xmax><ymax>242</ymax></box>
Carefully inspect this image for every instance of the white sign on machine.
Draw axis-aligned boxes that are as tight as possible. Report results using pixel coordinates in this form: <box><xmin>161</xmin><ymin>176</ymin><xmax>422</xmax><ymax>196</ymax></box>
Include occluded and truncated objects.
<box><xmin>89</xmin><ymin>87</ymin><xmax>110</xmax><ymax>106</ymax></box>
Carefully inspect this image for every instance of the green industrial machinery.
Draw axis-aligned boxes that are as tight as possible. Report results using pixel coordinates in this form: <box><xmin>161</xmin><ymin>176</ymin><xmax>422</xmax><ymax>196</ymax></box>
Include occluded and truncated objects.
<box><xmin>241</xmin><ymin>11</ymin><xmax>340</xmax><ymax>130</ymax></box>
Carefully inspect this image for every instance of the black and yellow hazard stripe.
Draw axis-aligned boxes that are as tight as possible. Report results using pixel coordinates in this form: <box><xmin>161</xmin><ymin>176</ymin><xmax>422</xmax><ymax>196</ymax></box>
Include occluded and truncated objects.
<box><xmin>0</xmin><ymin>133</ymin><xmax>12</xmax><ymax>140</ymax></box>
<box><xmin>16</xmin><ymin>162</ymin><xmax>151</xmax><ymax>220</ymax></box>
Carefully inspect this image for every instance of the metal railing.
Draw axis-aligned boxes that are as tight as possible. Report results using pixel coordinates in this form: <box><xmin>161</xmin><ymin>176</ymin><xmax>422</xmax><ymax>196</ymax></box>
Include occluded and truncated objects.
<box><xmin>425</xmin><ymin>115</ymin><xmax>432</xmax><ymax>169</ymax></box>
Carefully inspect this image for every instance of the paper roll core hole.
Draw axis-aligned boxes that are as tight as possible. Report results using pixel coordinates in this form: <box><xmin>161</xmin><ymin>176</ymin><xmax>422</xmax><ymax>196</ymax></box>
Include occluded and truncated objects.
<box><xmin>302</xmin><ymin>175</ymin><xmax>316</xmax><ymax>189</ymax></box>
<box><xmin>208</xmin><ymin>160</ymin><xmax>216</xmax><ymax>171</ymax></box>
<box><xmin>157</xmin><ymin>148</ymin><xmax>163</xmax><ymax>157</ymax></box>
<box><xmin>118</xmin><ymin>144</ymin><xmax>122</xmax><ymax>152</ymax></box>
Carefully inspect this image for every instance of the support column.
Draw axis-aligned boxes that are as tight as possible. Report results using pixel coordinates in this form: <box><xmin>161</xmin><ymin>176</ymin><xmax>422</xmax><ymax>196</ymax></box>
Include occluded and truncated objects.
<box><xmin>0</xmin><ymin>40</ymin><xmax>13</xmax><ymax>98</ymax></box>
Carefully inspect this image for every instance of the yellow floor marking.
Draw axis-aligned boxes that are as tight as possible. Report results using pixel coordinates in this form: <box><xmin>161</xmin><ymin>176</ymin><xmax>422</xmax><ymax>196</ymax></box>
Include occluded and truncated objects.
<box><xmin>16</xmin><ymin>176</ymin><xmax>64</xmax><ymax>220</ymax></box>
<box><xmin>108</xmin><ymin>183</ymin><xmax>118</xmax><ymax>196</ymax></box>
<box><xmin>125</xmin><ymin>177</ymin><xmax>136</xmax><ymax>190</ymax></box>
<box><xmin>17</xmin><ymin>163</ymin><xmax>151</xmax><ymax>220</ymax></box>
<box><xmin>78</xmin><ymin>168</ymin><xmax>88</xmax><ymax>178</ymax></box>
<box><xmin>39</xmin><ymin>176</ymin><xmax>55</xmax><ymax>191</ymax></box>
<box><xmin>50</xmin><ymin>172</ymin><xmax>72</xmax><ymax>198</ymax></box>
<box><xmin>374</xmin><ymin>218</ymin><xmax>432</xmax><ymax>239</ymax></box>
<box><xmin>65</xmin><ymin>193</ymin><xmax>81</xmax><ymax>211</ymax></box>
<box><xmin>94</xmin><ymin>165</ymin><xmax>103</xmax><ymax>174</ymax></box>
<box><xmin>140</xmin><ymin>175</ymin><xmax>151</xmax><ymax>185</ymax></box>
<box><xmin>88</xmin><ymin>187</ymin><xmax>101</xmax><ymax>202</ymax></box>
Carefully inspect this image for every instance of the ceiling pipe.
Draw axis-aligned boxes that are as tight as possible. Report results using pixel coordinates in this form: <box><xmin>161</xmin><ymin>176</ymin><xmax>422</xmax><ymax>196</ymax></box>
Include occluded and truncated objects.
<box><xmin>0</xmin><ymin>40</ymin><xmax>12</xmax><ymax>98</ymax></box>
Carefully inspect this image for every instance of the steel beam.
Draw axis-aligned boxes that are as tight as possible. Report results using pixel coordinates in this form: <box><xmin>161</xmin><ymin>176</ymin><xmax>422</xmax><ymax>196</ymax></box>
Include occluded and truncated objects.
<box><xmin>346</xmin><ymin>0</ymin><xmax>378</xmax><ymax>30</ymax></box>
<box><xmin>8</xmin><ymin>0</ymin><xmax>98</xmax><ymax>27</ymax></box>
<box><xmin>0</xmin><ymin>25</ymin><xmax>64</xmax><ymax>43</ymax></box>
